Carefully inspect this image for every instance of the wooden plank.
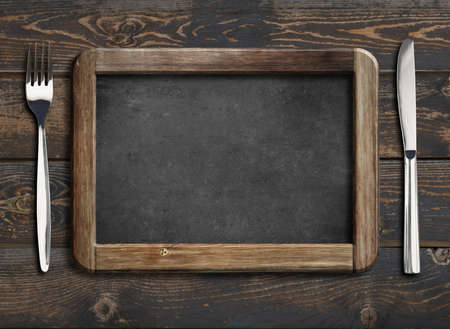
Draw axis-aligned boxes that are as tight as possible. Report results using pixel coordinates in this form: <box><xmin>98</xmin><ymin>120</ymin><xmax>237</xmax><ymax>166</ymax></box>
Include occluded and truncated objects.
<box><xmin>2</xmin><ymin>0</ymin><xmax>449</xmax><ymax>12</ymax></box>
<box><xmin>0</xmin><ymin>75</ymin><xmax>71</xmax><ymax>159</ymax></box>
<box><xmin>0</xmin><ymin>247</ymin><xmax>448</xmax><ymax>327</ymax></box>
<box><xmin>1</xmin><ymin>0</ymin><xmax>450</xmax><ymax>12</ymax></box>
<box><xmin>95</xmin><ymin>48</ymin><xmax>354</xmax><ymax>73</ymax></box>
<box><xmin>0</xmin><ymin>3</ymin><xmax>449</xmax><ymax>71</ymax></box>
<box><xmin>380</xmin><ymin>160</ymin><xmax>450</xmax><ymax>246</ymax></box>
<box><xmin>353</xmin><ymin>49</ymin><xmax>378</xmax><ymax>272</ymax></box>
<box><xmin>95</xmin><ymin>243</ymin><xmax>353</xmax><ymax>272</ymax></box>
<box><xmin>1</xmin><ymin>160</ymin><xmax>448</xmax><ymax>248</ymax></box>
<box><xmin>379</xmin><ymin>72</ymin><xmax>450</xmax><ymax>159</ymax></box>
<box><xmin>0</xmin><ymin>161</ymin><xmax>70</xmax><ymax>248</ymax></box>
<box><xmin>262</xmin><ymin>9</ymin><xmax>450</xmax><ymax>71</ymax></box>
<box><xmin>72</xmin><ymin>50</ymin><xmax>96</xmax><ymax>271</ymax></box>
<box><xmin>264</xmin><ymin>0</ymin><xmax>450</xmax><ymax>8</ymax></box>
<box><xmin>1</xmin><ymin>73</ymin><xmax>448</xmax><ymax>160</ymax></box>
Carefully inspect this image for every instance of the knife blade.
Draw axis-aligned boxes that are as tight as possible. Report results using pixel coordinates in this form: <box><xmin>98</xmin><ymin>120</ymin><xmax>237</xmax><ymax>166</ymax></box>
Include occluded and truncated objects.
<box><xmin>397</xmin><ymin>39</ymin><xmax>420</xmax><ymax>274</ymax></box>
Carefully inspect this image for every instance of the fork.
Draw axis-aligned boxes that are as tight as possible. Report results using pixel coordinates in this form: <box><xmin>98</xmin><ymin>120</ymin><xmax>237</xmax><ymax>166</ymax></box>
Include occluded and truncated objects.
<box><xmin>26</xmin><ymin>42</ymin><xmax>53</xmax><ymax>272</ymax></box>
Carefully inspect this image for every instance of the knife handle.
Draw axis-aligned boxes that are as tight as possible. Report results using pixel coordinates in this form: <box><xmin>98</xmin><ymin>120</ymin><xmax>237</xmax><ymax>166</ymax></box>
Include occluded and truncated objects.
<box><xmin>37</xmin><ymin>124</ymin><xmax>51</xmax><ymax>272</ymax></box>
<box><xmin>404</xmin><ymin>152</ymin><xmax>420</xmax><ymax>274</ymax></box>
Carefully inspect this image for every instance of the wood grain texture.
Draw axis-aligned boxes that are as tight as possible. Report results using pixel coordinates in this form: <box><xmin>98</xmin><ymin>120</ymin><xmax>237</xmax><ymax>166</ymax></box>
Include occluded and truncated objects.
<box><xmin>96</xmin><ymin>48</ymin><xmax>354</xmax><ymax>73</ymax></box>
<box><xmin>380</xmin><ymin>161</ymin><xmax>450</xmax><ymax>247</ymax></box>
<box><xmin>0</xmin><ymin>0</ymin><xmax>449</xmax><ymax>327</ymax></box>
<box><xmin>0</xmin><ymin>2</ymin><xmax>449</xmax><ymax>72</ymax></box>
<box><xmin>95</xmin><ymin>244</ymin><xmax>353</xmax><ymax>272</ymax></box>
<box><xmin>0</xmin><ymin>247</ymin><xmax>448</xmax><ymax>328</ymax></box>
<box><xmin>72</xmin><ymin>50</ymin><xmax>96</xmax><ymax>271</ymax></box>
<box><xmin>353</xmin><ymin>49</ymin><xmax>379</xmax><ymax>271</ymax></box>
<box><xmin>380</xmin><ymin>72</ymin><xmax>450</xmax><ymax>158</ymax></box>
<box><xmin>0</xmin><ymin>75</ymin><xmax>72</xmax><ymax>159</ymax></box>
<box><xmin>1</xmin><ymin>161</ymin><xmax>448</xmax><ymax>249</ymax></box>
<box><xmin>0</xmin><ymin>162</ymin><xmax>70</xmax><ymax>248</ymax></box>
<box><xmin>2</xmin><ymin>0</ymin><xmax>449</xmax><ymax>11</ymax></box>
<box><xmin>2</xmin><ymin>73</ymin><xmax>449</xmax><ymax>160</ymax></box>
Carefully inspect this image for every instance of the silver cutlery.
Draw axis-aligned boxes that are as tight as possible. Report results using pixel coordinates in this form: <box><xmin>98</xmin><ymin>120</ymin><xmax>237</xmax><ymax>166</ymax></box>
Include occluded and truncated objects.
<box><xmin>25</xmin><ymin>42</ymin><xmax>53</xmax><ymax>272</ymax></box>
<box><xmin>397</xmin><ymin>39</ymin><xmax>420</xmax><ymax>274</ymax></box>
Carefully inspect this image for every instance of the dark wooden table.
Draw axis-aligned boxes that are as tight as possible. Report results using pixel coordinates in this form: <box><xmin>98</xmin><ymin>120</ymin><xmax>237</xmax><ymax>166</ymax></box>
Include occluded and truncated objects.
<box><xmin>0</xmin><ymin>1</ymin><xmax>449</xmax><ymax>328</ymax></box>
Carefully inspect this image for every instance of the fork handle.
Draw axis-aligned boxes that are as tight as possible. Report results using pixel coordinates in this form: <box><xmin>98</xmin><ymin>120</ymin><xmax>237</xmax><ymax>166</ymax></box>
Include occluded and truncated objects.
<box><xmin>404</xmin><ymin>154</ymin><xmax>420</xmax><ymax>274</ymax></box>
<box><xmin>37</xmin><ymin>124</ymin><xmax>51</xmax><ymax>272</ymax></box>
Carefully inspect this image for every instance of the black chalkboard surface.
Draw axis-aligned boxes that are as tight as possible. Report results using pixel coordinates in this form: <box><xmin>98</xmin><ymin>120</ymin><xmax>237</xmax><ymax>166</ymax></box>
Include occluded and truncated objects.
<box><xmin>96</xmin><ymin>74</ymin><xmax>353</xmax><ymax>245</ymax></box>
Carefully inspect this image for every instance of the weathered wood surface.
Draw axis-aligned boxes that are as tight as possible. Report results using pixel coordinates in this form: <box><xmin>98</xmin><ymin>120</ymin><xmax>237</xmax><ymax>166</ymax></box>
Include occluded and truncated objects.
<box><xmin>0</xmin><ymin>0</ymin><xmax>449</xmax><ymax>327</ymax></box>
<box><xmin>73</xmin><ymin>50</ymin><xmax>96</xmax><ymax>271</ymax></box>
<box><xmin>0</xmin><ymin>75</ymin><xmax>71</xmax><ymax>159</ymax></box>
<box><xmin>0</xmin><ymin>1</ymin><xmax>449</xmax><ymax>72</ymax></box>
<box><xmin>0</xmin><ymin>247</ymin><xmax>448</xmax><ymax>328</ymax></box>
<box><xmin>1</xmin><ymin>161</ymin><xmax>448</xmax><ymax>248</ymax></box>
<box><xmin>379</xmin><ymin>73</ymin><xmax>450</xmax><ymax>159</ymax></box>
<box><xmin>1</xmin><ymin>73</ymin><xmax>449</xmax><ymax>160</ymax></box>
<box><xmin>96</xmin><ymin>243</ymin><xmax>354</xmax><ymax>272</ymax></box>
<box><xmin>96</xmin><ymin>48</ymin><xmax>355</xmax><ymax>73</ymax></box>
<box><xmin>380</xmin><ymin>161</ymin><xmax>450</xmax><ymax>247</ymax></box>
<box><xmin>0</xmin><ymin>162</ymin><xmax>70</xmax><ymax>248</ymax></box>
<box><xmin>353</xmin><ymin>49</ymin><xmax>378</xmax><ymax>271</ymax></box>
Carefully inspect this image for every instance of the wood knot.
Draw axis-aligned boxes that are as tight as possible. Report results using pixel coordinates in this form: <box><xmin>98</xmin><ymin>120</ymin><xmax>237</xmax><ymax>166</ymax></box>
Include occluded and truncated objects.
<box><xmin>13</xmin><ymin>193</ymin><xmax>33</xmax><ymax>213</ymax></box>
<box><xmin>441</xmin><ymin>76</ymin><xmax>450</xmax><ymax>97</ymax></box>
<box><xmin>427</xmin><ymin>248</ymin><xmax>450</xmax><ymax>266</ymax></box>
<box><xmin>0</xmin><ymin>193</ymin><xmax>33</xmax><ymax>215</ymax></box>
<box><xmin>79</xmin><ymin>14</ymin><xmax>182</xmax><ymax>48</ymax></box>
<box><xmin>95</xmin><ymin>16</ymin><xmax>146</xmax><ymax>47</ymax></box>
<box><xmin>160</xmin><ymin>248</ymin><xmax>169</xmax><ymax>256</ymax></box>
<box><xmin>360</xmin><ymin>307</ymin><xmax>377</xmax><ymax>328</ymax></box>
<box><xmin>91</xmin><ymin>293</ymin><xmax>118</xmax><ymax>323</ymax></box>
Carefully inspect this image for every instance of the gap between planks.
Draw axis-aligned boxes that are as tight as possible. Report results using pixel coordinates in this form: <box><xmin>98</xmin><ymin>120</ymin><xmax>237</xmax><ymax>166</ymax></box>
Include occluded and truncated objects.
<box><xmin>0</xmin><ymin>69</ymin><xmax>448</xmax><ymax>77</ymax></box>
<box><xmin>381</xmin><ymin>240</ymin><xmax>450</xmax><ymax>248</ymax></box>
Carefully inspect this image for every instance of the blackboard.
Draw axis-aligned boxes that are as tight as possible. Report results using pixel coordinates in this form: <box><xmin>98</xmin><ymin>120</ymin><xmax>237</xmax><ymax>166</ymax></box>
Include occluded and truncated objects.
<box><xmin>72</xmin><ymin>48</ymin><xmax>378</xmax><ymax>272</ymax></box>
<box><xmin>95</xmin><ymin>74</ymin><xmax>353</xmax><ymax>244</ymax></box>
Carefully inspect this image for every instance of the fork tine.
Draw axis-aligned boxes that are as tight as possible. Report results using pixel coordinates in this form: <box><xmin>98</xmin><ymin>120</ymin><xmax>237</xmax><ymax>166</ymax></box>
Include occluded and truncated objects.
<box><xmin>40</xmin><ymin>41</ymin><xmax>45</xmax><ymax>85</ymax></box>
<box><xmin>47</xmin><ymin>42</ymin><xmax>52</xmax><ymax>82</ymax></box>
<box><xmin>33</xmin><ymin>42</ymin><xmax>38</xmax><ymax>85</ymax></box>
<box><xmin>26</xmin><ymin>45</ymin><xmax>31</xmax><ymax>83</ymax></box>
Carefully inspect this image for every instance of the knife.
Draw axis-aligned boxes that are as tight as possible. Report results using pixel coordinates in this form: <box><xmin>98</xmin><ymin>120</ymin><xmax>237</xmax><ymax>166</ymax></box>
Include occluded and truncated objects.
<box><xmin>397</xmin><ymin>39</ymin><xmax>420</xmax><ymax>274</ymax></box>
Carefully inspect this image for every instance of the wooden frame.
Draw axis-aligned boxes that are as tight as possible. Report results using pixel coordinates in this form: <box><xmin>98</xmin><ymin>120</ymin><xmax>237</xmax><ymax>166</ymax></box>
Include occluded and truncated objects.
<box><xmin>73</xmin><ymin>48</ymin><xmax>378</xmax><ymax>272</ymax></box>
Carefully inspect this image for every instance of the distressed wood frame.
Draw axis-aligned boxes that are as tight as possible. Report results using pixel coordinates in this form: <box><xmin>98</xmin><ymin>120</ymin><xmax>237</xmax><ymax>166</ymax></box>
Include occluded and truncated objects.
<box><xmin>73</xmin><ymin>48</ymin><xmax>378</xmax><ymax>272</ymax></box>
